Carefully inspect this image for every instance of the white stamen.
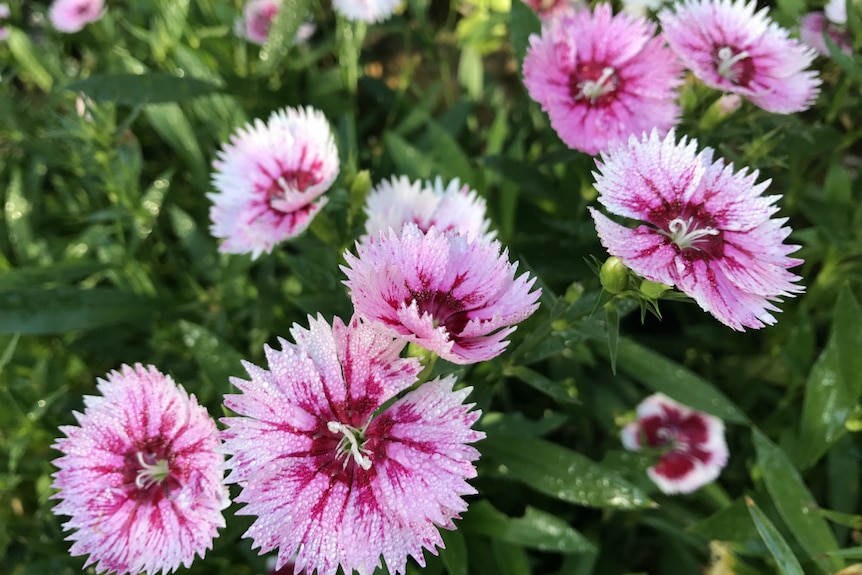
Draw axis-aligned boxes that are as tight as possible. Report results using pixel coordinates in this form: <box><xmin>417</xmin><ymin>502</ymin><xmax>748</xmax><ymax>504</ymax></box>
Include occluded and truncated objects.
<box><xmin>135</xmin><ymin>452</ymin><xmax>170</xmax><ymax>489</ymax></box>
<box><xmin>716</xmin><ymin>46</ymin><xmax>750</xmax><ymax>82</ymax></box>
<box><xmin>666</xmin><ymin>217</ymin><xmax>719</xmax><ymax>250</ymax></box>
<box><xmin>327</xmin><ymin>421</ymin><xmax>373</xmax><ymax>470</ymax></box>
<box><xmin>577</xmin><ymin>67</ymin><xmax>617</xmax><ymax>103</ymax></box>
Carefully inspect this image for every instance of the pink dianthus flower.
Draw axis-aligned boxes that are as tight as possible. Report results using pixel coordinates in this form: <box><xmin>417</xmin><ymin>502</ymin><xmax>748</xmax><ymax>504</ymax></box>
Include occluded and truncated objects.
<box><xmin>237</xmin><ymin>0</ymin><xmax>280</xmax><ymax>44</ymax></box>
<box><xmin>343</xmin><ymin>223</ymin><xmax>541</xmax><ymax>364</ymax></box>
<box><xmin>588</xmin><ymin>129</ymin><xmax>804</xmax><ymax>330</ymax></box>
<box><xmin>363</xmin><ymin>175</ymin><xmax>492</xmax><ymax>242</ymax></box>
<box><xmin>221</xmin><ymin>315</ymin><xmax>484</xmax><ymax>575</ymax></box>
<box><xmin>522</xmin><ymin>3</ymin><xmax>683</xmax><ymax>156</ymax></box>
<box><xmin>333</xmin><ymin>0</ymin><xmax>402</xmax><ymax>23</ymax></box>
<box><xmin>48</xmin><ymin>0</ymin><xmax>105</xmax><ymax>33</ymax></box>
<box><xmin>51</xmin><ymin>364</ymin><xmax>228</xmax><ymax>575</ymax></box>
<box><xmin>622</xmin><ymin>393</ymin><xmax>728</xmax><ymax>494</ymax></box>
<box><xmin>799</xmin><ymin>11</ymin><xmax>853</xmax><ymax>57</ymax></box>
<box><xmin>209</xmin><ymin>106</ymin><xmax>339</xmax><ymax>258</ymax></box>
<box><xmin>659</xmin><ymin>0</ymin><xmax>821</xmax><ymax>113</ymax></box>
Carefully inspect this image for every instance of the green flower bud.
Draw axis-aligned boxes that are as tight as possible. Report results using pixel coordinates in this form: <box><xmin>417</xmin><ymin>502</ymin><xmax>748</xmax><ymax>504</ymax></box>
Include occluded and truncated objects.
<box><xmin>639</xmin><ymin>280</ymin><xmax>671</xmax><ymax>299</ymax></box>
<box><xmin>600</xmin><ymin>256</ymin><xmax>629</xmax><ymax>294</ymax></box>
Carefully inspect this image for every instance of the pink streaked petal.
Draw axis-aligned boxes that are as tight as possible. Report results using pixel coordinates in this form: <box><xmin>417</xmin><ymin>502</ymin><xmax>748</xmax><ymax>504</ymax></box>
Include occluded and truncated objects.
<box><xmin>590</xmin><ymin>209</ymin><xmax>677</xmax><ymax>286</ymax></box>
<box><xmin>672</xmin><ymin>258</ymin><xmax>782</xmax><ymax>330</ymax></box>
<box><xmin>648</xmin><ymin>453</ymin><xmax>724</xmax><ymax>494</ymax></box>
<box><xmin>593</xmin><ymin>130</ymin><xmax>704</xmax><ymax>221</ymax></box>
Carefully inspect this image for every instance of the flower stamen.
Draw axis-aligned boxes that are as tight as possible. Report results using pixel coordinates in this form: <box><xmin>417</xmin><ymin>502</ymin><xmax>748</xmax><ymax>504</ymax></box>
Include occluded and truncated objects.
<box><xmin>577</xmin><ymin>66</ymin><xmax>617</xmax><ymax>103</ymax></box>
<box><xmin>665</xmin><ymin>217</ymin><xmax>719</xmax><ymax>250</ymax></box>
<box><xmin>135</xmin><ymin>452</ymin><xmax>170</xmax><ymax>489</ymax></box>
<box><xmin>327</xmin><ymin>421</ymin><xmax>373</xmax><ymax>470</ymax></box>
<box><xmin>715</xmin><ymin>46</ymin><xmax>750</xmax><ymax>83</ymax></box>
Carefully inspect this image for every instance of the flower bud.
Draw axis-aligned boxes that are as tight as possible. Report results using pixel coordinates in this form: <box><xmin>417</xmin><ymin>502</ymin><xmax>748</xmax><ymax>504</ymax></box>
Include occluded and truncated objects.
<box><xmin>639</xmin><ymin>279</ymin><xmax>671</xmax><ymax>299</ymax></box>
<box><xmin>600</xmin><ymin>256</ymin><xmax>629</xmax><ymax>294</ymax></box>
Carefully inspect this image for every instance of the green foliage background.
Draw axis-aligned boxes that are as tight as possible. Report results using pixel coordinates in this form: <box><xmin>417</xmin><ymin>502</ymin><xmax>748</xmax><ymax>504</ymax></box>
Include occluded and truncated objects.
<box><xmin>2</xmin><ymin>0</ymin><xmax>862</xmax><ymax>573</ymax></box>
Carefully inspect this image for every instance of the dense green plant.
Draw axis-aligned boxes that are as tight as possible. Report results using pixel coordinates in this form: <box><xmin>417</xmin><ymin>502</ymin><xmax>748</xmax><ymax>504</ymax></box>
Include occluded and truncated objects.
<box><xmin>1</xmin><ymin>0</ymin><xmax>862</xmax><ymax>573</ymax></box>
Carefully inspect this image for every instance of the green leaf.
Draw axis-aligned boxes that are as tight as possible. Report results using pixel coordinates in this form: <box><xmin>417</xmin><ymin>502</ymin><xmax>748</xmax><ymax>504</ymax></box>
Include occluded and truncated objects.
<box><xmin>798</xmin><ymin>339</ymin><xmax>849</xmax><ymax>466</ymax></box>
<box><xmin>689</xmin><ymin>497</ymin><xmax>759</xmax><ymax>543</ymax></box>
<box><xmin>481</xmin><ymin>436</ymin><xmax>654</xmax><ymax>509</ymax></box>
<box><xmin>491</xmin><ymin>540</ymin><xmax>531</xmax><ymax>575</ymax></box>
<box><xmin>145</xmin><ymin>104</ymin><xmax>207</xmax><ymax>182</ymax></box>
<box><xmin>833</xmin><ymin>287</ymin><xmax>862</xmax><ymax>398</ymax></box>
<box><xmin>753</xmin><ymin>429</ymin><xmax>842</xmax><ymax>573</ymax></box>
<box><xmin>505</xmin><ymin>365</ymin><xmax>578</xmax><ymax>404</ymax></box>
<box><xmin>178</xmin><ymin>321</ymin><xmax>245</xmax><ymax>392</ymax></box>
<box><xmin>0</xmin><ymin>262</ymin><xmax>108</xmax><ymax>289</ymax></box>
<box><xmin>609</xmin><ymin>338</ymin><xmax>749</xmax><ymax>424</ymax></box>
<box><xmin>0</xmin><ymin>288</ymin><xmax>154</xmax><ymax>334</ymax></box>
<box><xmin>461</xmin><ymin>500</ymin><xmax>596</xmax><ymax>554</ymax></box>
<box><xmin>261</xmin><ymin>0</ymin><xmax>314</xmax><ymax>73</ymax></box>
<box><xmin>604</xmin><ymin>303</ymin><xmax>620</xmax><ymax>375</ymax></box>
<box><xmin>7</xmin><ymin>29</ymin><xmax>53</xmax><ymax>91</ymax></box>
<box><xmin>510</xmin><ymin>0</ymin><xmax>541</xmax><ymax>68</ymax></box>
<box><xmin>478</xmin><ymin>411</ymin><xmax>568</xmax><ymax>437</ymax></box>
<box><xmin>384</xmin><ymin>132</ymin><xmax>434</xmax><ymax>179</ymax></box>
<box><xmin>458</xmin><ymin>44</ymin><xmax>484</xmax><ymax>100</ymax></box>
<box><xmin>746</xmin><ymin>496</ymin><xmax>805</xmax><ymax>575</ymax></box>
<box><xmin>64</xmin><ymin>73</ymin><xmax>221</xmax><ymax>105</ymax></box>
<box><xmin>440</xmin><ymin>528</ymin><xmax>468</xmax><ymax>575</ymax></box>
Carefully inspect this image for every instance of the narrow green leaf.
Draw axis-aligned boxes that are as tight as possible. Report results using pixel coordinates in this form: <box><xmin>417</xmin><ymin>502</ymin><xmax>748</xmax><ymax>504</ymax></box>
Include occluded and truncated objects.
<box><xmin>505</xmin><ymin>365</ymin><xmax>578</xmax><ymax>404</ymax></box>
<box><xmin>482</xmin><ymin>436</ymin><xmax>654</xmax><ymax>509</ymax></box>
<box><xmin>799</xmin><ymin>339</ymin><xmax>849</xmax><ymax>466</ymax></box>
<box><xmin>689</xmin><ymin>497</ymin><xmax>759</xmax><ymax>543</ymax></box>
<box><xmin>0</xmin><ymin>262</ymin><xmax>108</xmax><ymax>289</ymax></box>
<box><xmin>0</xmin><ymin>288</ymin><xmax>154</xmax><ymax>334</ymax></box>
<box><xmin>440</xmin><ymin>528</ymin><xmax>468</xmax><ymax>575</ymax></box>
<box><xmin>7</xmin><ymin>29</ymin><xmax>53</xmax><ymax>91</ymax></box>
<box><xmin>824</xmin><ymin>547</ymin><xmax>862</xmax><ymax>559</ymax></box>
<box><xmin>461</xmin><ymin>500</ymin><xmax>596</xmax><ymax>554</ymax></box>
<box><xmin>510</xmin><ymin>0</ymin><xmax>541</xmax><ymax>68</ymax></box>
<box><xmin>491</xmin><ymin>540</ymin><xmax>531</xmax><ymax>575</ymax></box>
<box><xmin>384</xmin><ymin>132</ymin><xmax>434</xmax><ymax>179</ymax></box>
<box><xmin>425</xmin><ymin>122</ymin><xmax>474</xmax><ymax>184</ymax></box>
<box><xmin>604</xmin><ymin>303</ymin><xmax>620</xmax><ymax>375</ymax></box>
<box><xmin>64</xmin><ymin>73</ymin><xmax>220</xmax><ymax>105</ymax></box>
<box><xmin>478</xmin><ymin>411</ymin><xmax>568</xmax><ymax>437</ymax></box>
<box><xmin>458</xmin><ymin>44</ymin><xmax>484</xmax><ymax>100</ymax></box>
<box><xmin>753</xmin><ymin>429</ymin><xmax>842</xmax><ymax>573</ymax></box>
<box><xmin>746</xmin><ymin>497</ymin><xmax>805</xmax><ymax>575</ymax></box>
<box><xmin>261</xmin><ymin>0</ymin><xmax>314</xmax><ymax>73</ymax></box>
<box><xmin>145</xmin><ymin>104</ymin><xmax>207</xmax><ymax>182</ymax></box>
<box><xmin>609</xmin><ymin>338</ymin><xmax>749</xmax><ymax>424</ymax></box>
<box><xmin>4</xmin><ymin>169</ymin><xmax>36</xmax><ymax>263</ymax></box>
<box><xmin>833</xmin><ymin>287</ymin><xmax>862</xmax><ymax>398</ymax></box>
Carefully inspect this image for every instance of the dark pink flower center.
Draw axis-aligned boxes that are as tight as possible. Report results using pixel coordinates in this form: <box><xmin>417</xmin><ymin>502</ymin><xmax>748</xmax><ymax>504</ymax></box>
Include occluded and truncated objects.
<box><xmin>639</xmin><ymin>408</ymin><xmax>714</xmax><ymax>480</ymax></box>
<box><xmin>569</xmin><ymin>61</ymin><xmax>620</xmax><ymax>107</ymax></box>
<box><xmin>266</xmin><ymin>167</ymin><xmax>322</xmax><ymax>208</ymax></box>
<box><xmin>650</xmin><ymin>201</ymin><xmax>724</xmax><ymax>259</ymax></box>
<box><xmin>122</xmin><ymin>438</ymin><xmax>181</xmax><ymax>502</ymax></box>
<box><xmin>714</xmin><ymin>46</ymin><xmax>755</xmax><ymax>87</ymax></box>
<box><xmin>409</xmin><ymin>289</ymin><xmax>470</xmax><ymax>336</ymax></box>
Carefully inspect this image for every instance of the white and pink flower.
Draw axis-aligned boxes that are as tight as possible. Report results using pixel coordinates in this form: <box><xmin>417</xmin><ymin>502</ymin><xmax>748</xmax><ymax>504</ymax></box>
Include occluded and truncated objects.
<box><xmin>209</xmin><ymin>106</ymin><xmax>339</xmax><ymax>258</ymax></box>
<box><xmin>332</xmin><ymin>0</ymin><xmax>402</xmax><ymax>23</ymax></box>
<box><xmin>588</xmin><ymin>129</ymin><xmax>804</xmax><ymax>330</ymax></box>
<box><xmin>622</xmin><ymin>393</ymin><xmax>728</xmax><ymax>494</ymax></box>
<box><xmin>221</xmin><ymin>315</ymin><xmax>484</xmax><ymax>575</ymax></box>
<box><xmin>523</xmin><ymin>3</ymin><xmax>683</xmax><ymax>156</ymax></box>
<box><xmin>659</xmin><ymin>0</ymin><xmax>821</xmax><ymax>113</ymax></box>
<box><xmin>51</xmin><ymin>364</ymin><xmax>228</xmax><ymax>575</ymax></box>
<box><xmin>363</xmin><ymin>175</ymin><xmax>492</xmax><ymax>242</ymax></box>
<box><xmin>343</xmin><ymin>223</ymin><xmax>541</xmax><ymax>364</ymax></box>
<box><xmin>48</xmin><ymin>0</ymin><xmax>105</xmax><ymax>33</ymax></box>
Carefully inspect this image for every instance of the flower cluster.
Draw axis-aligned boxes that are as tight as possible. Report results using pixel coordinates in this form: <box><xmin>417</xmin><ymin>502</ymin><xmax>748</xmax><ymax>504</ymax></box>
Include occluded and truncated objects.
<box><xmin>622</xmin><ymin>393</ymin><xmax>729</xmax><ymax>494</ymax></box>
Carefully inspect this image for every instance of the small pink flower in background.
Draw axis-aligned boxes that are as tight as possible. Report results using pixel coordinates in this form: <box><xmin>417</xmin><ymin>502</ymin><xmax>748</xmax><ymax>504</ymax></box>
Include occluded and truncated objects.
<box><xmin>48</xmin><ymin>0</ymin><xmax>105</xmax><ymax>33</ymax></box>
<box><xmin>588</xmin><ymin>129</ymin><xmax>804</xmax><ymax>330</ymax></box>
<box><xmin>799</xmin><ymin>11</ymin><xmax>853</xmax><ymax>57</ymax></box>
<box><xmin>333</xmin><ymin>0</ymin><xmax>402</xmax><ymax>23</ymax></box>
<box><xmin>524</xmin><ymin>0</ymin><xmax>582</xmax><ymax>20</ymax></box>
<box><xmin>522</xmin><ymin>3</ymin><xmax>682</xmax><ymax>156</ymax></box>
<box><xmin>51</xmin><ymin>364</ymin><xmax>228</xmax><ymax>575</ymax></box>
<box><xmin>622</xmin><ymin>393</ymin><xmax>728</xmax><ymax>494</ymax></box>
<box><xmin>0</xmin><ymin>0</ymin><xmax>9</xmax><ymax>37</ymax></box>
<box><xmin>221</xmin><ymin>315</ymin><xmax>484</xmax><ymax>575</ymax></box>
<box><xmin>235</xmin><ymin>0</ymin><xmax>316</xmax><ymax>46</ymax></box>
<box><xmin>343</xmin><ymin>223</ymin><xmax>541</xmax><ymax>364</ymax></box>
<box><xmin>237</xmin><ymin>0</ymin><xmax>280</xmax><ymax>44</ymax></box>
<box><xmin>659</xmin><ymin>0</ymin><xmax>821</xmax><ymax>113</ymax></box>
<box><xmin>209</xmin><ymin>106</ymin><xmax>339</xmax><ymax>258</ymax></box>
<box><xmin>363</xmin><ymin>175</ymin><xmax>492</xmax><ymax>242</ymax></box>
